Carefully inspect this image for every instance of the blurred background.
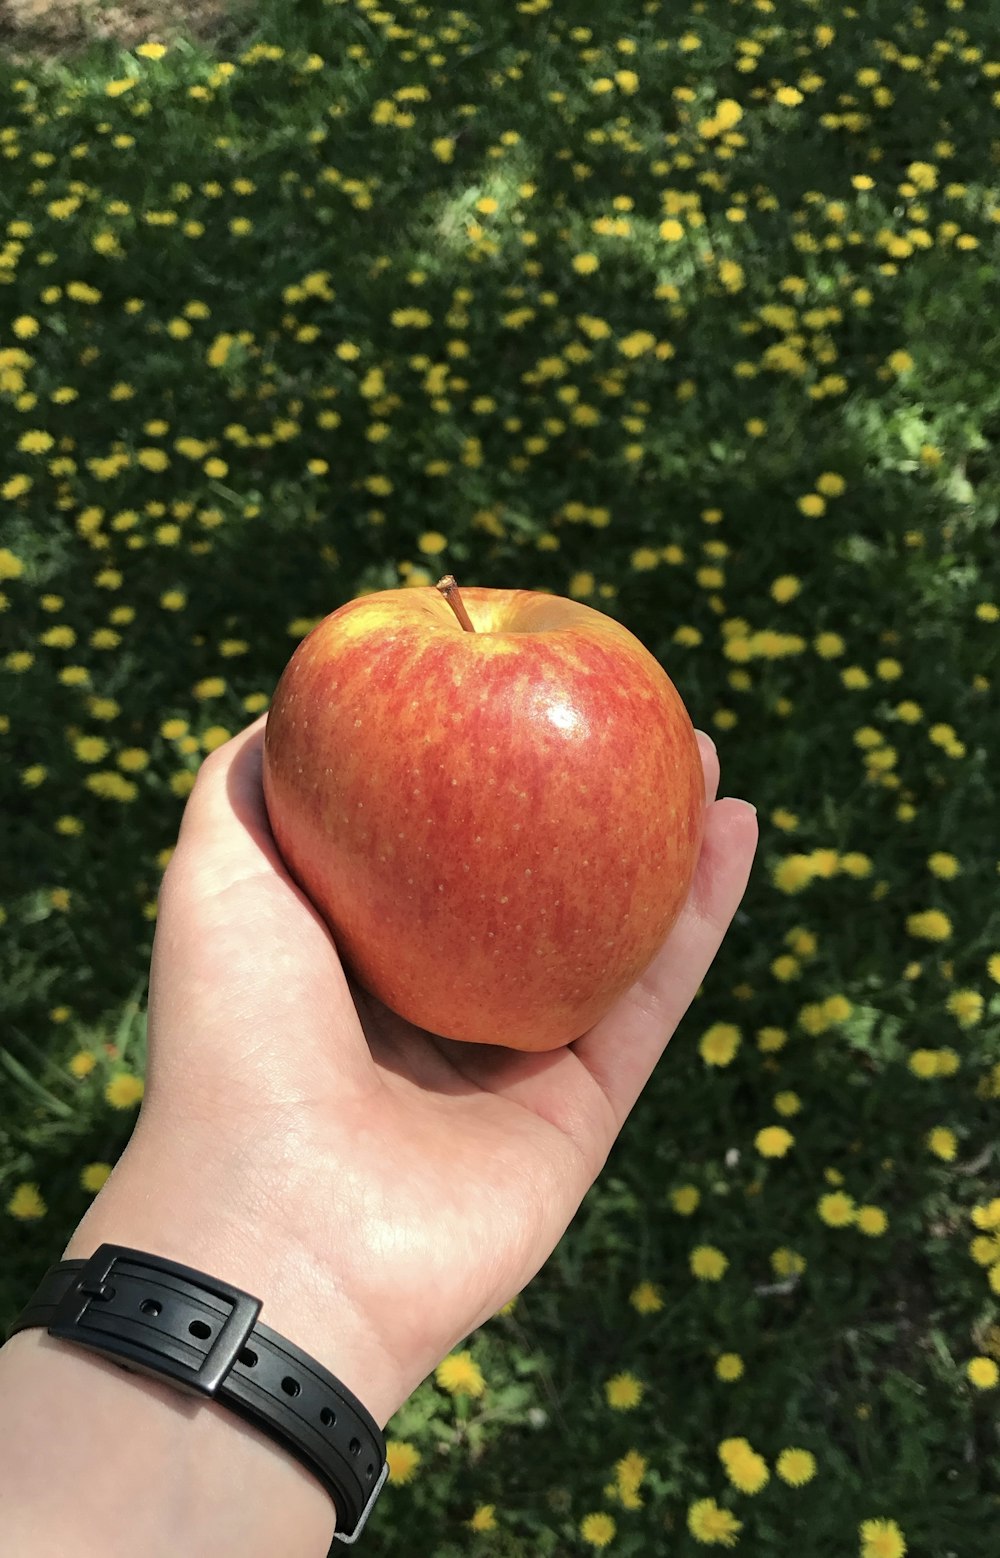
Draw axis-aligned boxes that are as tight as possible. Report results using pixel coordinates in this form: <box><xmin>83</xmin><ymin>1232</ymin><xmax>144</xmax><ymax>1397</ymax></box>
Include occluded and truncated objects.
<box><xmin>2</xmin><ymin>2</ymin><xmax>998</xmax><ymax>1553</ymax></box>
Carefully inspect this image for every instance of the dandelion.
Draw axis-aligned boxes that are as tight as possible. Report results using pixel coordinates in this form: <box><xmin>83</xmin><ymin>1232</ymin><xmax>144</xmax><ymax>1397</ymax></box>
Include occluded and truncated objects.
<box><xmin>719</xmin><ymin>1437</ymin><xmax>769</xmax><ymax>1493</ymax></box>
<box><xmin>385</xmin><ymin>1440</ymin><xmax>421</xmax><ymax>1483</ymax></box>
<box><xmin>818</xmin><ymin>1192</ymin><xmax>855</xmax><ymax>1227</ymax></box>
<box><xmin>927</xmin><ymin>1127</ymin><xmax>957</xmax><ymax>1161</ymax></box>
<box><xmin>7</xmin><ymin>1183</ymin><xmax>46</xmax><ymax>1219</ymax></box>
<box><xmin>776</xmin><ymin>1447</ymin><xmax>817</xmax><ymax>1485</ymax></box>
<box><xmin>614</xmin><ymin>1449</ymin><xmax>646</xmax><ymax>1508</ymax></box>
<box><xmin>756</xmin><ymin>1126</ymin><xmax>794</xmax><ymax>1158</ymax></box>
<box><xmin>772</xmin><ymin>1248</ymin><xmax>807</xmax><ymax>1277</ymax></box>
<box><xmin>946</xmin><ymin>990</ymin><xmax>983</xmax><ymax>1027</ymax></box>
<box><xmin>604</xmin><ymin>1372</ymin><xmax>643</xmax><ymax>1409</ymax></box>
<box><xmin>435</xmin><ymin>1351</ymin><xmax>485</xmax><ymax>1397</ymax></box>
<box><xmin>859</xmin><ymin>1518</ymin><xmax>907</xmax><ymax>1558</ymax></box>
<box><xmin>629</xmin><ymin>1282</ymin><xmax>664</xmax><ymax>1314</ymax></box>
<box><xmin>771</xmin><ymin>575</ymin><xmax>801</xmax><ymax>602</ymax></box>
<box><xmin>688</xmin><ymin>1498</ymin><xmax>742</xmax><ymax>1547</ymax></box>
<box><xmin>966</xmin><ymin>1357</ymin><xmax>999</xmax><ymax>1389</ymax></box>
<box><xmin>856</xmin><ymin>1206</ymin><xmax>889</xmax><ymax>1237</ymax></box>
<box><xmin>105</xmin><ymin>1074</ymin><xmax>144</xmax><ymax>1108</ymax></box>
<box><xmin>906</xmin><ymin>909</ymin><xmax>952</xmax><ymax>941</ymax></box>
<box><xmin>700</xmin><ymin>1022</ymin><xmax>741</xmax><ymax>1066</ymax></box>
<box><xmin>691</xmin><ymin>1246</ymin><xmax>728</xmax><ymax>1281</ymax></box>
<box><xmin>580</xmin><ymin>1512</ymin><xmax>616</xmax><ymax>1548</ymax></box>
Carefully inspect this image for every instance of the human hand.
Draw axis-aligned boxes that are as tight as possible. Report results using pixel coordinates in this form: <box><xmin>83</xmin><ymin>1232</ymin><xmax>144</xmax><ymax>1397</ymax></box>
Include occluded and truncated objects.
<box><xmin>67</xmin><ymin>716</ymin><xmax>757</xmax><ymax>1429</ymax></box>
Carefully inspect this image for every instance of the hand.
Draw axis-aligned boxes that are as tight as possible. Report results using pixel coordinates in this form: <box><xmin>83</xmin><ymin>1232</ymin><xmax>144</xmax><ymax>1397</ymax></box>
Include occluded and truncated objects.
<box><xmin>68</xmin><ymin>716</ymin><xmax>757</xmax><ymax>1429</ymax></box>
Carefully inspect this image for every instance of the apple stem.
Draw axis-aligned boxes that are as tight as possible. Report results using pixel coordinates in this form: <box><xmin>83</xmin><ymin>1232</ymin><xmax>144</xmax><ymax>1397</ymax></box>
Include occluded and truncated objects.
<box><xmin>436</xmin><ymin>575</ymin><xmax>476</xmax><ymax>633</ymax></box>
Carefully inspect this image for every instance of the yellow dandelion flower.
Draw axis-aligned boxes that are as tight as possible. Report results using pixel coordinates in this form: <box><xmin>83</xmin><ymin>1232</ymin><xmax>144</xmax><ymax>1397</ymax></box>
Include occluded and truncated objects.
<box><xmin>946</xmin><ymin>990</ymin><xmax>983</xmax><ymax>1028</ymax></box>
<box><xmin>721</xmin><ymin>1442</ymin><xmax>769</xmax><ymax>1494</ymax></box>
<box><xmin>771</xmin><ymin>574</ymin><xmax>801</xmax><ymax>602</ymax></box>
<box><xmin>818</xmin><ymin>1192</ymin><xmax>855</xmax><ymax>1227</ymax></box>
<box><xmin>435</xmin><ymin>1350</ymin><xmax>485</xmax><ymax>1398</ymax></box>
<box><xmin>927</xmin><ymin>1127</ymin><xmax>957</xmax><ymax>1161</ymax></box>
<box><xmin>7</xmin><ymin>1182</ymin><xmax>47</xmax><ymax>1219</ymax></box>
<box><xmin>0</xmin><ymin>548</ymin><xmax>25</xmax><ymax>580</ymax></box>
<box><xmin>756</xmin><ymin>1126</ymin><xmax>794</xmax><ymax>1158</ymax></box>
<box><xmin>580</xmin><ymin>1512</ymin><xmax>616</xmax><ymax>1548</ymax></box>
<box><xmin>630</xmin><ymin>1281</ymin><xmax>664</xmax><ymax>1314</ymax></box>
<box><xmin>385</xmin><ymin>1440</ymin><xmax>421</xmax><ymax>1484</ymax></box>
<box><xmin>772</xmin><ymin>1247</ymin><xmax>806</xmax><ymax>1277</ymax></box>
<box><xmin>772</xmin><ymin>854</ymin><xmax>816</xmax><ymax>893</ymax></box>
<box><xmin>105</xmin><ymin>1073</ymin><xmax>144</xmax><ymax>1108</ymax></box>
<box><xmin>906</xmin><ymin>909</ymin><xmax>952</xmax><ymax>941</ymax></box>
<box><xmin>699</xmin><ymin>1022</ymin><xmax>741</xmax><ymax>1067</ymax></box>
<box><xmin>859</xmin><ymin>1517</ymin><xmax>907</xmax><ymax>1558</ymax></box>
<box><xmin>688</xmin><ymin>1497</ymin><xmax>742</xmax><ymax>1547</ymax></box>
<box><xmin>967</xmin><ymin>1357</ymin><xmax>999</xmax><ymax>1389</ymax></box>
<box><xmin>604</xmin><ymin>1372</ymin><xmax>643</xmax><ymax>1409</ymax></box>
<box><xmin>777</xmin><ymin>1447</ymin><xmax>817</xmax><ymax>1486</ymax></box>
<box><xmin>690</xmin><ymin>1245</ymin><xmax>728</xmax><ymax>1281</ymax></box>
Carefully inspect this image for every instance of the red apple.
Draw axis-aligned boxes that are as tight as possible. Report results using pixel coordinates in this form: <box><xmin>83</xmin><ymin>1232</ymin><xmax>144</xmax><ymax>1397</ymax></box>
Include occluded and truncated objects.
<box><xmin>261</xmin><ymin>578</ymin><xmax>705</xmax><ymax>1051</ymax></box>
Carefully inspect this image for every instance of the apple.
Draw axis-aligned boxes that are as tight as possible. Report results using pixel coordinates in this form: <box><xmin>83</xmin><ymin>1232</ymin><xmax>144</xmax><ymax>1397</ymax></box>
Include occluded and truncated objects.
<box><xmin>261</xmin><ymin>577</ymin><xmax>705</xmax><ymax>1052</ymax></box>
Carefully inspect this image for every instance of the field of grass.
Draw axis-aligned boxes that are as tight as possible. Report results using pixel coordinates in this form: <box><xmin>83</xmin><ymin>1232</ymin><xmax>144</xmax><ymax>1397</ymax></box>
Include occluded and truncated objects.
<box><xmin>2</xmin><ymin>1</ymin><xmax>999</xmax><ymax>1553</ymax></box>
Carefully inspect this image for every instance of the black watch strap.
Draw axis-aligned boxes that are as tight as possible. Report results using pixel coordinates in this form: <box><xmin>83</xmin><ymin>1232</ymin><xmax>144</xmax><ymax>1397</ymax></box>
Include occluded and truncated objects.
<box><xmin>5</xmin><ymin>1243</ymin><xmax>388</xmax><ymax>1548</ymax></box>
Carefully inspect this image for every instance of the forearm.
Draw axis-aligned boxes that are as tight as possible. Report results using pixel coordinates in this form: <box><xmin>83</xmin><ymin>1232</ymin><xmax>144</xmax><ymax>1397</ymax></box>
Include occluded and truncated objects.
<box><xmin>0</xmin><ymin>1327</ymin><xmax>336</xmax><ymax>1558</ymax></box>
<box><xmin>0</xmin><ymin>1123</ymin><xmax>403</xmax><ymax>1558</ymax></box>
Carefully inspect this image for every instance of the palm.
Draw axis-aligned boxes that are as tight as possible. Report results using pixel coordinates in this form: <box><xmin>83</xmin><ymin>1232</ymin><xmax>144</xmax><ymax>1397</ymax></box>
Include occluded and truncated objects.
<box><xmin>144</xmin><ymin>718</ymin><xmax>756</xmax><ymax>1410</ymax></box>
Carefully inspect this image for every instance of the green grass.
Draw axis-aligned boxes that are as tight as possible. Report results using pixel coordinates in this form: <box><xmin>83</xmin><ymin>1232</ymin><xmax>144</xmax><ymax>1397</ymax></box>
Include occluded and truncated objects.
<box><xmin>2</xmin><ymin>0</ymin><xmax>1000</xmax><ymax>1552</ymax></box>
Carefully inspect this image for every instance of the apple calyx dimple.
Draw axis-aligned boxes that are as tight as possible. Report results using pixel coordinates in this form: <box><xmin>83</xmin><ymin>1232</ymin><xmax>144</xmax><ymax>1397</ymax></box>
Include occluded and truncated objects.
<box><xmin>436</xmin><ymin>575</ymin><xmax>477</xmax><ymax>633</ymax></box>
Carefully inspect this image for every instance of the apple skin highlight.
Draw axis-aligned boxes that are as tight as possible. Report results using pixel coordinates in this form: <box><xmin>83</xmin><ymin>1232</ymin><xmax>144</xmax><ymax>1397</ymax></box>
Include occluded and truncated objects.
<box><xmin>262</xmin><ymin>585</ymin><xmax>705</xmax><ymax>1051</ymax></box>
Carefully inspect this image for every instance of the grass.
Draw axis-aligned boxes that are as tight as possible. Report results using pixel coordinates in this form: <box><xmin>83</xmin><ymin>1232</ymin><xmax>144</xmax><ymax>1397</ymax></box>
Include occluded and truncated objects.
<box><xmin>2</xmin><ymin>0</ymin><xmax>999</xmax><ymax>1553</ymax></box>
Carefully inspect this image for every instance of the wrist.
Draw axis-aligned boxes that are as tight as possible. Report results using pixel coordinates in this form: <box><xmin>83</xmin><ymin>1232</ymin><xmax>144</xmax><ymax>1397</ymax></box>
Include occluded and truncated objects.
<box><xmin>59</xmin><ymin>1113</ymin><xmax>408</xmax><ymax>1430</ymax></box>
<box><xmin>0</xmin><ymin>1323</ymin><xmax>339</xmax><ymax>1558</ymax></box>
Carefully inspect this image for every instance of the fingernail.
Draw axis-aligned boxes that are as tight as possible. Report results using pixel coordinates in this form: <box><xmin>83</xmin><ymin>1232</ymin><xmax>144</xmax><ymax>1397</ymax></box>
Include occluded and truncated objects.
<box><xmin>694</xmin><ymin>728</ymin><xmax>717</xmax><ymax>752</ymax></box>
<box><xmin>725</xmin><ymin>798</ymin><xmax>757</xmax><ymax>816</ymax></box>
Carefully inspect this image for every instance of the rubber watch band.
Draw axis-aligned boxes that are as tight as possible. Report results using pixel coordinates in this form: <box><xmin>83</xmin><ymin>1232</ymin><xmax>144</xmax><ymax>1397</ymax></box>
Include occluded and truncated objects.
<box><xmin>5</xmin><ymin>1243</ymin><xmax>388</xmax><ymax>1548</ymax></box>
